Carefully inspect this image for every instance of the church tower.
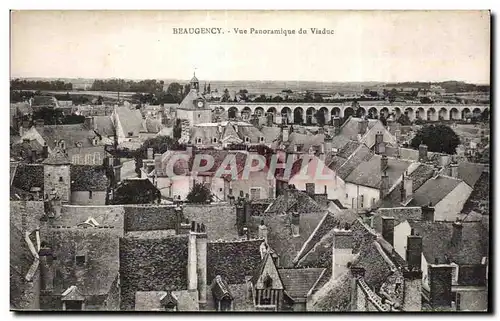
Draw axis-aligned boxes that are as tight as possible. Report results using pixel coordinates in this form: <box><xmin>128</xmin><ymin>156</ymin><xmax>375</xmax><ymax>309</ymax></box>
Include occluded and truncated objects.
<box><xmin>190</xmin><ymin>72</ymin><xmax>200</xmax><ymax>92</ymax></box>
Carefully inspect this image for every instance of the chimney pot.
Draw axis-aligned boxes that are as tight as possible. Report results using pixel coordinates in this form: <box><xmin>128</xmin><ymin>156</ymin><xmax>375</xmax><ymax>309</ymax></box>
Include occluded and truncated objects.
<box><xmin>381</xmin><ymin>216</ymin><xmax>395</xmax><ymax>246</ymax></box>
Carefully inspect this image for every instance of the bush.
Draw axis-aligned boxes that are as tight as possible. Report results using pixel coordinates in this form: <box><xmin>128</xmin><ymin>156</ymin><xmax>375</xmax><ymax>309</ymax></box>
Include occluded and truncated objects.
<box><xmin>186</xmin><ymin>183</ymin><xmax>213</xmax><ymax>203</ymax></box>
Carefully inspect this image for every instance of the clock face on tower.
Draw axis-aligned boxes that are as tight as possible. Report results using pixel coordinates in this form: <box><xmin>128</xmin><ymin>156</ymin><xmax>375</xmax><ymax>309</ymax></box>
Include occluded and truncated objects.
<box><xmin>197</xmin><ymin>101</ymin><xmax>204</xmax><ymax>108</ymax></box>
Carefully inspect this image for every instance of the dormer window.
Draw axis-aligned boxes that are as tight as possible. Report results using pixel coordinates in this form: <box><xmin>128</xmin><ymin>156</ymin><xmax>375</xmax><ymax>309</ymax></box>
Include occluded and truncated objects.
<box><xmin>59</xmin><ymin>140</ymin><xmax>66</xmax><ymax>150</ymax></box>
<box><xmin>296</xmin><ymin>144</ymin><xmax>304</xmax><ymax>152</ymax></box>
<box><xmin>245</xmin><ymin>136</ymin><xmax>250</xmax><ymax>143</ymax></box>
<box><xmin>92</xmin><ymin>137</ymin><xmax>98</xmax><ymax>146</ymax></box>
<box><xmin>259</xmin><ymin>136</ymin><xmax>265</xmax><ymax>143</ymax></box>
<box><xmin>196</xmin><ymin>138</ymin><xmax>202</xmax><ymax>144</ymax></box>
<box><xmin>263</xmin><ymin>274</ymin><xmax>273</xmax><ymax>289</ymax></box>
<box><xmin>128</xmin><ymin>131</ymin><xmax>134</xmax><ymax>137</ymax></box>
<box><xmin>213</xmin><ymin>137</ymin><xmax>218</xmax><ymax>144</ymax></box>
<box><xmin>75</xmin><ymin>255</ymin><xmax>86</xmax><ymax>266</ymax></box>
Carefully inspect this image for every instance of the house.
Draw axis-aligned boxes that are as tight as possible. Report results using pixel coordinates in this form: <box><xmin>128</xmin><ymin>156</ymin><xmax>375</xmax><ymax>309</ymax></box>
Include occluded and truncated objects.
<box><xmin>70</xmin><ymin>165</ymin><xmax>109</xmax><ymax>205</ymax></box>
<box><xmin>111</xmin><ymin>106</ymin><xmax>163</xmax><ymax>146</ymax></box>
<box><xmin>176</xmin><ymin>74</ymin><xmax>212</xmax><ymax>126</ymax></box>
<box><xmin>17</xmin><ymin>122</ymin><xmax>110</xmax><ymax>165</ymax></box>
<box><xmin>30</xmin><ymin>96</ymin><xmax>59</xmax><ymax>109</ymax></box>
<box><xmin>393</xmin><ymin>218</ymin><xmax>488</xmax><ymax>311</ymax></box>
<box><xmin>335</xmin><ymin>117</ymin><xmax>397</xmax><ymax>150</ymax></box>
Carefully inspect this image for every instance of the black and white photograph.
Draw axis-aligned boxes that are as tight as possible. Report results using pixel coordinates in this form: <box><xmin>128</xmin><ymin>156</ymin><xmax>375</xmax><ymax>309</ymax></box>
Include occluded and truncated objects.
<box><xmin>9</xmin><ymin>10</ymin><xmax>491</xmax><ymax>312</ymax></box>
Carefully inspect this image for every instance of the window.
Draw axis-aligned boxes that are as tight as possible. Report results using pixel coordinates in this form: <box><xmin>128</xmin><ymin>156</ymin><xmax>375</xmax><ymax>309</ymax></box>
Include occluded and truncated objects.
<box><xmin>296</xmin><ymin>144</ymin><xmax>304</xmax><ymax>152</ymax></box>
<box><xmin>196</xmin><ymin>138</ymin><xmax>202</xmax><ymax>144</ymax></box>
<box><xmin>456</xmin><ymin>293</ymin><xmax>461</xmax><ymax>311</ymax></box>
<box><xmin>89</xmin><ymin>191</ymin><xmax>93</xmax><ymax>199</ymax></box>
<box><xmin>352</xmin><ymin>198</ymin><xmax>355</xmax><ymax>209</ymax></box>
<box><xmin>245</xmin><ymin>136</ymin><xmax>250</xmax><ymax>143</ymax></box>
<box><xmin>345</xmin><ymin>193</ymin><xmax>348</xmax><ymax>199</ymax></box>
<box><xmin>75</xmin><ymin>255</ymin><xmax>86</xmax><ymax>266</ymax></box>
<box><xmin>360</xmin><ymin>195</ymin><xmax>364</xmax><ymax>208</ymax></box>
<box><xmin>219</xmin><ymin>188</ymin><xmax>223</xmax><ymax>192</ymax></box>
<box><xmin>250</xmin><ymin>187</ymin><xmax>261</xmax><ymax>200</ymax></box>
<box><xmin>198</xmin><ymin>113</ymin><xmax>201</xmax><ymax>118</ymax></box>
<box><xmin>372</xmin><ymin>198</ymin><xmax>376</xmax><ymax>207</ymax></box>
<box><xmin>59</xmin><ymin>176</ymin><xmax>64</xmax><ymax>182</ymax></box>
<box><xmin>260</xmin><ymin>136</ymin><xmax>265</xmax><ymax>143</ymax></box>
<box><xmin>213</xmin><ymin>138</ymin><xmax>218</xmax><ymax>143</ymax></box>
<box><xmin>65</xmin><ymin>300</ymin><xmax>83</xmax><ymax>311</ymax></box>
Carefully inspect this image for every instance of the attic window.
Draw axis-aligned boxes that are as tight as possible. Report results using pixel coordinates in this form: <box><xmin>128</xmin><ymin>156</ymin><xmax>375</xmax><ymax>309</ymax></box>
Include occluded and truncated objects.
<box><xmin>196</xmin><ymin>138</ymin><xmax>202</xmax><ymax>144</ymax></box>
<box><xmin>128</xmin><ymin>131</ymin><xmax>134</xmax><ymax>137</ymax></box>
<box><xmin>259</xmin><ymin>136</ymin><xmax>265</xmax><ymax>143</ymax></box>
<box><xmin>59</xmin><ymin>176</ymin><xmax>64</xmax><ymax>182</ymax></box>
<box><xmin>213</xmin><ymin>138</ymin><xmax>218</xmax><ymax>143</ymax></box>
<box><xmin>296</xmin><ymin>144</ymin><xmax>303</xmax><ymax>152</ymax></box>
<box><xmin>245</xmin><ymin>137</ymin><xmax>250</xmax><ymax>143</ymax></box>
<box><xmin>263</xmin><ymin>274</ymin><xmax>273</xmax><ymax>289</ymax></box>
<box><xmin>60</xmin><ymin>140</ymin><xmax>66</xmax><ymax>150</ymax></box>
<box><xmin>75</xmin><ymin>255</ymin><xmax>86</xmax><ymax>266</ymax></box>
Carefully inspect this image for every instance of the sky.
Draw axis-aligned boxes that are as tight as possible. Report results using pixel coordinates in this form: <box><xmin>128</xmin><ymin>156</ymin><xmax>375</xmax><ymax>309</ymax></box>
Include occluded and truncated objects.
<box><xmin>10</xmin><ymin>10</ymin><xmax>490</xmax><ymax>84</ymax></box>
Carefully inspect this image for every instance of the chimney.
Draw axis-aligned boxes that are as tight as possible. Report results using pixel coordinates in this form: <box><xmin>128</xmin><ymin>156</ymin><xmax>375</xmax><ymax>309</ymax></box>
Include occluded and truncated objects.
<box><xmin>380</xmin><ymin>154</ymin><xmax>388</xmax><ymax>172</ymax></box>
<box><xmin>42</xmin><ymin>142</ymin><xmax>49</xmax><ymax>159</ymax></box>
<box><xmin>421</xmin><ymin>204</ymin><xmax>435</xmax><ymax>221</ymax></box>
<box><xmin>381</xmin><ymin>216</ymin><xmax>395</xmax><ymax>246</ymax></box>
<box><xmin>154</xmin><ymin>154</ymin><xmax>163</xmax><ymax>176</ymax></box>
<box><xmin>187</xmin><ymin>221</ymin><xmax>198</xmax><ymax>291</ymax></box>
<box><xmin>291</xmin><ymin>210</ymin><xmax>300</xmax><ymax>237</ymax></box>
<box><xmin>30</xmin><ymin>149</ymin><xmax>37</xmax><ymax>163</ymax></box>
<box><xmin>428</xmin><ymin>264</ymin><xmax>453</xmax><ymax>308</ymax></box>
<box><xmin>451</xmin><ymin>219</ymin><xmax>463</xmax><ymax>246</ymax></box>
<box><xmin>266</xmin><ymin>113</ymin><xmax>273</xmax><ymax>126</ymax></box>
<box><xmin>178</xmin><ymin>219</ymin><xmax>191</xmax><ymax>235</ymax></box>
<box><xmin>113</xmin><ymin>159</ymin><xmax>122</xmax><ymax>185</ymax></box>
<box><xmin>174</xmin><ymin>203</ymin><xmax>184</xmax><ymax>234</ymax></box>
<box><xmin>324</xmin><ymin>140</ymin><xmax>333</xmax><ymax>153</ymax></box>
<box><xmin>305</xmin><ymin>183</ymin><xmax>315</xmax><ymax>198</ymax></box>
<box><xmin>358</xmin><ymin>118</ymin><xmax>368</xmax><ymax>136</ymax></box>
<box><xmin>379</xmin><ymin>171</ymin><xmax>390</xmax><ymax>199</ymax></box>
<box><xmin>236</xmin><ymin>197</ymin><xmax>245</xmax><ymax>236</ymax></box>
<box><xmin>332</xmin><ymin>227</ymin><xmax>355</xmax><ymax>279</ymax></box>
<box><xmin>350</xmin><ymin>267</ymin><xmax>366</xmax><ymax>311</ymax></box>
<box><xmin>406</xmin><ymin>229</ymin><xmax>423</xmax><ymax>272</ymax></box>
<box><xmin>84</xmin><ymin>116</ymin><xmax>95</xmax><ymax>130</ymax></box>
<box><xmin>333</xmin><ymin>117</ymin><xmax>341</xmax><ymax>135</ymax></box>
<box><xmin>450</xmin><ymin>163</ymin><xmax>458</xmax><ymax>178</ymax></box>
<box><xmin>258</xmin><ymin>220</ymin><xmax>268</xmax><ymax>243</ymax></box>
<box><xmin>147</xmin><ymin>148</ymin><xmax>154</xmax><ymax>160</ymax></box>
<box><xmin>39</xmin><ymin>244</ymin><xmax>54</xmax><ymax>292</ymax></box>
<box><xmin>401</xmin><ymin>173</ymin><xmax>413</xmax><ymax>203</ymax></box>
<box><xmin>418</xmin><ymin>144</ymin><xmax>428</xmax><ymax>162</ymax></box>
<box><xmin>195</xmin><ymin>223</ymin><xmax>208</xmax><ymax>306</ymax></box>
<box><xmin>395</xmin><ymin>129</ymin><xmax>401</xmax><ymax>143</ymax></box>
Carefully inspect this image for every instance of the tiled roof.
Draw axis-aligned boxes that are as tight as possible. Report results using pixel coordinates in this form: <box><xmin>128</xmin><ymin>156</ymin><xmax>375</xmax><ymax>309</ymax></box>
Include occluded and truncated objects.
<box><xmin>457</xmin><ymin>162</ymin><xmax>487</xmax><ymax>188</ymax></box>
<box><xmin>124</xmin><ymin>205</ymin><xmax>182</xmax><ymax>232</ymax></box>
<box><xmin>119</xmin><ymin>235</ymin><xmax>189</xmax><ymax>310</ymax></box>
<box><xmin>70</xmin><ymin>165</ymin><xmax>109</xmax><ymax>191</ymax></box>
<box><xmin>10</xmin><ymin>222</ymin><xmax>36</xmax><ymax>309</ymax></box>
<box><xmin>408</xmin><ymin>220</ymin><xmax>487</xmax><ymax>266</ymax></box>
<box><xmin>345</xmin><ymin>155</ymin><xmax>411</xmax><ymax>189</ymax></box>
<box><xmin>338</xmin><ymin>140</ymin><xmax>362</xmax><ymax>159</ymax></box>
<box><xmin>326</xmin><ymin>155</ymin><xmax>348</xmax><ymax>172</ymax></box>
<box><xmin>183</xmin><ymin>204</ymin><xmax>239</xmax><ymax>241</ymax></box>
<box><xmin>373</xmin><ymin>207</ymin><xmax>422</xmax><ymax>228</ymax></box>
<box><xmin>207</xmin><ymin>239</ymin><xmax>262</xmax><ymax>285</ymax></box>
<box><xmin>259</xmin><ymin>209</ymin><xmax>326</xmax><ymax>267</ymax></box>
<box><xmin>134</xmin><ymin>290</ymin><xmax>199</xmax><ymax>311</ymax></box>
<box><xmin>265</xmin><ymin>189</ymin><xmax>325</xmax><ymax>214</ymax></box>
<box><xmin>308</xmin><ymin>271</ymin><xmax>353</xmax><ymax>311</ymax></box>
<box><xmin>336</xmin><ymin>117</ymin><xmax>378</xmax><ymax>141</ymax></box>
<box><xmin>42</xmin><ymin>147</ymin><xmax>71</xmax><ymax>165</ymax></box>
<box><xmin>278</xmin><ymin>268</ymin><xmax>325</xmax><ymax>300</ymax></box>
<box><xmin>37</xmin><ymin>124</ymin><xmax>101</xmax><ymax>150</ymax></box>
<box><xmin>408</xmin><ymin>176</ymin><xmax>462</xmax><ymax>207</ymax></box>
<box><xmin>11</xmin><ymin>164</ymin><xmax>44</xmax><ymax>194</ymax></box>
<box><xmin>381</xmin><ymin>163</ymin><xmax>435</xmax><ymax>207</ymax></box>
<box><xmin>294</xmin><ymin>212</ymin><xmax>337</xmax><ymax>264</ymax></box>
<box><xmin>285</xmin><ymin>132</ymin><xmax>325</xmax><ymax>153</ymax></box>
<box><xmin>46</xmin><ymin>227</ymin><xmax>120</xmax><ymax>296</ymax></box>
<box><xmin>461</xmin><ymin>171</ymin><xmax>490</xmax><ymax>215</ymax></box>
<box><xmin>336</xmin><ymin>145</ymin><xmax>373</xmax><ymax>180</ymax></box>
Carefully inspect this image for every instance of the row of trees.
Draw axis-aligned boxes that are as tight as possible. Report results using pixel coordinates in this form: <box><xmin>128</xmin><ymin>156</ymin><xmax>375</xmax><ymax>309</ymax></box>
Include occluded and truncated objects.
<box><xmin>10</xmin><ymin>79</ymin><xmax>72</xmax><ymax>90</ymax></box>
<box><xmin>90</xmin><ymin>79</ymin><xmax>165</xmax><ymax>93</ymax></box>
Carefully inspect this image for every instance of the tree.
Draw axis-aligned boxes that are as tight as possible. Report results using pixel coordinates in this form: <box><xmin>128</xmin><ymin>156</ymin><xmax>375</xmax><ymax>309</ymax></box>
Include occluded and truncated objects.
<box><xmin>136</xmin><ymin>135</ymin><xmax>184</xmax><ymax>158</ymax></box>
<box><xmin>410</xmin><ymin>124</ymin><xmax>460</xmax><ymax>154</ymax></box>
<box><xmin>363</xmin><ymin>88</ymin><xmax>371</xmax><ymax>95</ymax></box>
<box><xmin>315</xmin><ymin>111</ymin><xmax>326</xmax><ymax>126</ymax></box>
<box><xmin>203</xmin><ymin>83</ymin><xmax>207</xmax><ymax>94</ymax></box>
<box><xmin>221</xmin><ymin>88</ymin><xmax>231</xmax><ymax>102</ymax></box>
<box><xmin>397</xmin><ymin>114</ymin><xmax>412</xmax><ymax>126</ymax></box>
<box><xmin>207</xmin><ymin>83</ymin><xmax>211</xmax><ymax>93</ymax></box>
<box><xmin>186</xmin><ymin>182</ymin><xmax>213</xmax><ymax>203</ymax></box>
<box><xmin>166</xmin><ymin>82</ymin><xmax>183</xmax><ymax>102</ymax></box>
<box><xmin>420</xmin><ymin>97</ymin><xmax>433</xmax><ymax>104</ymax></box>
<box><xmin>173</xmin><ymin>119</ymin><xmax>182</xmax><ymax>139</ymax></box>
<box><xmin>379</xmin><ymin>114</ymin><xmax>388</xmax><ymax>126</ymax></box>
<box><xmin>481</xmin><ymin>108</ymin><xmax>489</xmax><ymax>122</ymax></box>
<box><xmin>33</xmin><ymin>107</ymin><xmax>64</xmax><ymax>125</ymax></box>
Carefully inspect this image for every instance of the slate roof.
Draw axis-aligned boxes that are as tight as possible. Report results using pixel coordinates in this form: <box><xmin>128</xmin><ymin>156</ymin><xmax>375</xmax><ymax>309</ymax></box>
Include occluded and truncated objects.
<box><xmin>70</xmin><ymin>165</ymin><xmax>109</xmax><ymax>191</ymax></box>
<box><xmin>408</xmin><ymin>220</ymin><xmax>487</xmax><ymax>266</ymax></box>
<box><xmin>115</xmin><ymin>107</ymin><xmax>144</xmax><ymax>136</ymax></box>
<box><xmin>336</xmin><ymin>144</ymin><xmax>373</xmax><ymax>180</ymax></box>
<box><xmin>207</xmin><ymin>239</ymin><xmax>263</xmax><ymax>285</ymax></box>
<box><xmin>11</xmin><ymin>164</ymin><xmax>44</xmax><ymax>194</ymax></box>
<box><xmin>373</xmin><ymin>207</ymin><xmax>422</xmax><ymax>228</ymax></box>
<box><xmin>308</xmin><ymin>271</ymin><xmax>353</xmax><ymax>311</ymax></box>
<box><xmin>183</xmin><ymin>204</ymin><xmax>239</xmax><ymax>241</ymax></box>
<box><xmin>278</xmin><ymin>268</ymin><xmax>325</xmax><ymax>300</ymax></box>
<box><xmin>11</xmin><ymin>139</ymin><xmax>45</xmax><ymax>161</ymax></box>
<box><xmin>178</xmin><ymin>89</ymin><xmax>207</xmax><ymax>110</ymax></box>
<box><xmin>381</xmin><ymin>163</ymin><xmax>435</xmax><ymax>207</ymax></box>
<box><xmin>345</xmin><ymin>155</ymin><xmax>411</xmax><ymax>189</ymax></box>
<box><xmin>461</xmin><ymin>171</ymin><xmax>490</xmax><ymax>215</ymax></box>
<box><xmin>37</xmin><ymin>124</ymin><xmax>101</xmax><ymax>150</ymax></box>
<box><xmin>93</xmin><ymin>116</ymin><xmax>115</xmax><ymax>137</ymax></box>
<box><xmin>337</xmin><ymin>140</ymin><xmax>362</xmax><ymax>159</ymax></box>
<box><xmin>408</xmin><ymin>176</ymin><xmax>462</xmax><ymax>207</ymax></box>
<box><xmin>119</xmin><ymin>235</ymin><xmax>189</xmax><ymax>310</ymax></box>
<box><xmin>457</xmin><ymin>162</ymin><xmax>487</xmax><ymax>188</ymax></box>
